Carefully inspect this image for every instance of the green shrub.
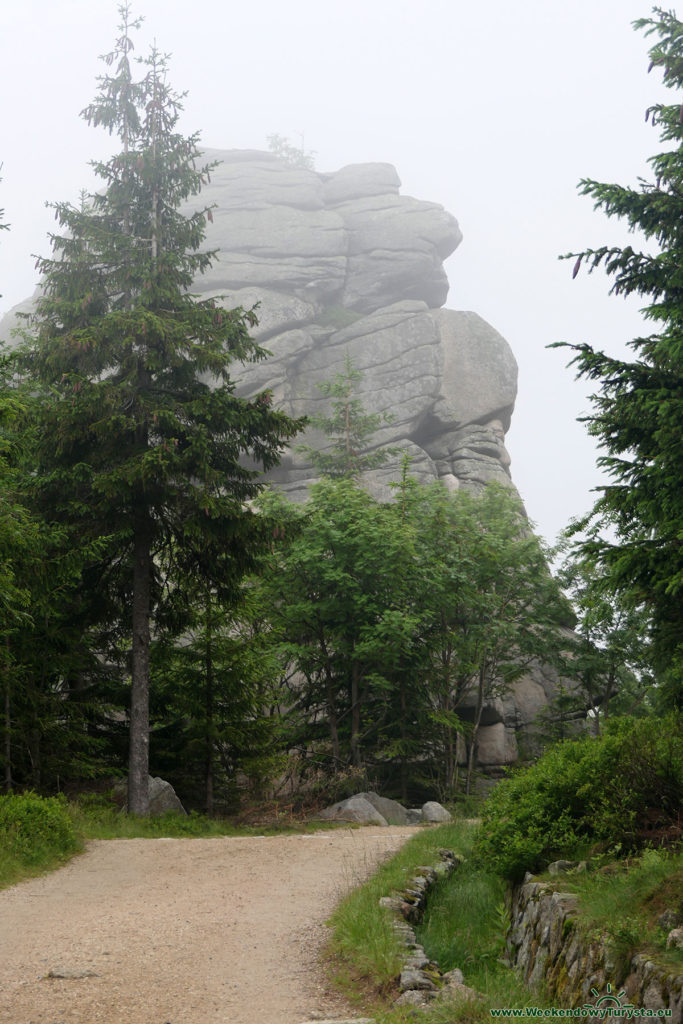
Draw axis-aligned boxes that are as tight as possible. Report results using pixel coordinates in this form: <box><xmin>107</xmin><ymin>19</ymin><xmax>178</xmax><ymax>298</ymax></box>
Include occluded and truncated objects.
<box><xmin>0</xmin><ymin>792</ymin><xmax>79</xmax><ymax>866</ymax></box>
<box><xmin>475</xmin><ymin>716</ymin><xmax>682</xmax><ymax>882</ymax></box>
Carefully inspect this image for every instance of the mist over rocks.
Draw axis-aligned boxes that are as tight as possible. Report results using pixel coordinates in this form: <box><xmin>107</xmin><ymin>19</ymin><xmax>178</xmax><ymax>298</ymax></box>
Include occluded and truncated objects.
<box><xmin>0</xmin><ymin>149</ymin><xmax>517</xmax><ymax>502</ymax></box>
<box><xmin>191</xmin><ymin>148</ymin><xmax>518</xmax><ymax>502</ymax></box>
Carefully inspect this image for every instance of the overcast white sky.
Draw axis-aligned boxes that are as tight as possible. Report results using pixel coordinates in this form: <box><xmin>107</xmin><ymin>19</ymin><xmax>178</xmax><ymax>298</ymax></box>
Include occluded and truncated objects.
<box><xmin>0</xmin><ymin>0</ymin><xmax>669</xmax><ymax>544</ymax></box>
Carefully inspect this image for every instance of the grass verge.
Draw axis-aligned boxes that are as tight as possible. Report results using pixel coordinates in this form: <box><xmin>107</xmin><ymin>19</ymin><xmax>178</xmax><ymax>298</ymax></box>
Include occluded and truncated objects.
<box><xmin>328</xmin><ymin>819</ymin><xmax>571</xmax><ymax>1023</ymax></box>
<box><xmin>327</xmin><ymin>821</ymin><xmax>476</xmax><ymax>1014</ymax></box>
<box><xmin>0</xmin><ymin>791</ymin><xmax>353</xmax><ymax>892</ymax></box>
<box><xmin>0</xmin><ymin>792</ymin><xmax>83</xmax><ymax>890</ymax></box>
<box><xmin>537</xmin><ymin>846</ymin><xmax>683</xmax><ymax>977</ymax></box>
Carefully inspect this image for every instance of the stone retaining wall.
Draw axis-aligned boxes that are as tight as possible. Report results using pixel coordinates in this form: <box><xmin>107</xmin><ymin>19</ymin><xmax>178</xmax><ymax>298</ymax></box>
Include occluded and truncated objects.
<box><xmin>507</xmin><ymin>877</ymin><xmax>683</xmax><ymax>1022</ymax></box>
<box><xmin>378</xmin><ymin>849</ymin><xmax>483</xmax><ymax>1009</ymax></box>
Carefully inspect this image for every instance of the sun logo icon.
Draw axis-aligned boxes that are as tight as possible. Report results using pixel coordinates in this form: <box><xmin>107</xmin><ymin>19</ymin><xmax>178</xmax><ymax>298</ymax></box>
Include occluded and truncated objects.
<box><xmin>584</xmin><ymin>983</ymin><xmax>634</xmax><ymax>1016</ymax></box>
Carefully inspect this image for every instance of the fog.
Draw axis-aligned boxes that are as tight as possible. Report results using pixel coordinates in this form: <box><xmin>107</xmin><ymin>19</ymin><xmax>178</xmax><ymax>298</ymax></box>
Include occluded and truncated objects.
<box><xmin>0</xmin><ymin>0</ymin><xmax>665</xmax><ymax>543</ymax></box>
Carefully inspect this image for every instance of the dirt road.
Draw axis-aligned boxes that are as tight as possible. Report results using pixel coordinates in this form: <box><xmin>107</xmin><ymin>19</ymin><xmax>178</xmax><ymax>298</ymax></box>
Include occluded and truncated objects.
<box><xmin>0</xmin><ymin>828</ymin><xmax>416</xmax><ymax>1024</ymax></box>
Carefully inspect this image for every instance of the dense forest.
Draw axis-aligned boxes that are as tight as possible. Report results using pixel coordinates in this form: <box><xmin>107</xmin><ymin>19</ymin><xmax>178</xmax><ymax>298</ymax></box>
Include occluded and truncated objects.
<box><xmin>0</xmin><ymin>3</ymin><xmax>681</xmax><ymax>820</ymax></box>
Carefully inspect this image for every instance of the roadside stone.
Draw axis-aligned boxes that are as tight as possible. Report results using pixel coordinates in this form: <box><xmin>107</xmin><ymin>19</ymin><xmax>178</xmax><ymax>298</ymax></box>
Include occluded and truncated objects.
<box><xmin>149</xmin><ymin>776</ymin><xmax>186</xmax><ymax>815</ymax></box>
<box><xmin>357</xmin><ymin>791</ymin><xmax>409</xmax><ymax>825</ymax></box>
<box><xmin>399</xmin><ymin>967</ymin><xmax>438</xmax><ymax>992</ymax></box>
<box><xmin>314</xmin><ymin>795</ymin><xmax>388</xmax><ymax>826</ymax></box>
<box><xmin>404</xmin><ymin>949</ymin><xmax>430</xmax><ymax>969</ymax></box>
<box><xmin>112</xmin><ymin>774</ymin><xmax>186</xmax><ymax>816</ymax></box>
<box><xmin>394</xmin><ymin>989</ymin><xmax>433</xmax><ymax>1007</ymax></box>
<box><xmin>379</xmin><ymin>896</ymin><xmax>403</xmax><ymax>912</ymax></box>
<box><xmin>547</xmin><ymin>860</ymin><xmax>578</xmax><ymax>875</ymax></box>
<box><xmin>642</xmin><ymin>981</ymin><xmax>667</xmax><ymax>1011</ymax></box>
<box><xmin>406</xmin><ymin>808</ymin><xmax>423</xmax><ymax>824</ymax></box>
<box><xmin>421</xmin><ymin>801</ymin><xmax>452</xmax><ymax>823</ymax></box>
<box><xmin>437</xmin><ymin>980</ymin><xmax>484</xmax><ymax>1004</ymax></box>
<box><xmin>45</xmin><ymin>968</ymin><xmax>99</xmax><ymax>979</ymax></box>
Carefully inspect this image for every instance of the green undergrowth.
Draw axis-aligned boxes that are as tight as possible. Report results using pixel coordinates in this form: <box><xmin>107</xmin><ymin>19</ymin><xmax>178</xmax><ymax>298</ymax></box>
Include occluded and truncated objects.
<box><xmin>329</xmin><ymin>819</ymin><xmax>569</xmax><ymax>1024</ymax></box>
<box><xmin>0</xmin><ymin>792</ymin><xmax>82</xmax><ymax>890</ymax></box>
<box><xmin>475</xmin><ymin>716</ymin><xmax>682</xmax><ymax>883</ymax></box>
<box><xmin>69</xmin><ymin>798</ymin><xmax>346</xmax><ymax>840</ymax></box>
<box><xmin>539</xmin><ymin>847</ymin><xmax>683</xmax><ymax>975</ymax></box>
<box><xmin>0</xmin><ymin>791</ymin><xmax>350</xmax><ymax>891</ymax></box>
<box><xmin>327</xmin><ymin>821</ymin><xmax>476</xmax><ymax>1006</ymax></box>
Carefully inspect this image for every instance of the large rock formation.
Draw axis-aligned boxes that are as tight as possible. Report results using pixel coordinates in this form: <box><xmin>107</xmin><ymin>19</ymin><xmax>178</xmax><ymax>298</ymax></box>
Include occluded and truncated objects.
<box><xmin>0</xmin><ymin>148</ymin><xmax>581</xmax><ymax>771</ymax></box>
<box><xmin>0</xmin><ymin>149</ymin><xmax>517</xmax><ymax>502</ymax></box>
<box><xmin>191</xmin><ymin>151</ymin><xmax>584</xmax><ymax>768</ymax></box>
<box><xmin>186</xmin><ymin>149</ymin><xmax>517</xmax><ymax>501</ymax></box>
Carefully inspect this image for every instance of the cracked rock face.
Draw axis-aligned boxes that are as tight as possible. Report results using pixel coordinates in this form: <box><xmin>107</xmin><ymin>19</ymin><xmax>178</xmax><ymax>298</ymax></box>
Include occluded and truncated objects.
<box><xmin>0</xmin><ymin>148</ymin><xmax>517</xmax><ymax>501</ymax></box>
<box><xmin>190</xmin><ymin>148</ymin><xmax>518</xmax><ymax>502</ymax></box>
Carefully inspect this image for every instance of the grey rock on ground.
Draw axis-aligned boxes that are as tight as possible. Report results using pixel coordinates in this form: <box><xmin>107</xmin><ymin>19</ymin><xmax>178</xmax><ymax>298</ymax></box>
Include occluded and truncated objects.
<box><xmin>357</xmin><ymin>791</ymin><xmax>409</xmax><ymax>825</ymax></box>
<box><xmin>421</xmin><ymin>801</ymin><xmax>452</xmax><ymax>823</ymax></box>
<box><xmin>112</xmin><ymin>774</ymin><xmax>186</xmax><ymax>816</ymax></box>
<box><xmin>148</xmin><ymin>776</ymin><xmax>186</xmax><ymax>816</ymax></box>
<box><xmin>314</xmin><ymin>795</ymin><xmax>388</xmax><ymax>826</ymax></box>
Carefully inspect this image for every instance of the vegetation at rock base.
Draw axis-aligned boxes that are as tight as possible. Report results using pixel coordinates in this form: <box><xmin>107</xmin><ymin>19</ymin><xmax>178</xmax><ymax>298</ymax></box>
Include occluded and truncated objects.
<box><xmin>475</xmin><ymin>715</ymin><xmax>682</xmax><ymax>883</ymax></box>
<box><xmin>252</xmin><ymin>470</ymin><xmax>570</xmax><ymax>803</ymax></box>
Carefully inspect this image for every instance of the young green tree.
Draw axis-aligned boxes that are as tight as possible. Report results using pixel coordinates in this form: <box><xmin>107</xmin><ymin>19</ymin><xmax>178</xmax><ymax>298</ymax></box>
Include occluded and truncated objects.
<box><xmin>256</xmin><ymin>478</ymin><xmax>415</xmax><ymax>776</ymax></box>
<box><xmin>266</xmin><ymin>133</ymin><xmax>316</xmax><ymax>170</ymax></box>
<box><xmin>555</xmin><ymin>8</ymin><xmax>683</xmax><ymax>710</ymax></box>
<box><xmin>255</xmin><ymin>476</ymin><xmax>570</xmax><ymax>799</ymax></box>
<box><xmin>296</xmin><ymin>354</ymin><xmax>401</xmax><ymax>479</ymax></box>
<box><xmin>20</xmin><ymin>5</ymin><xmax>304</xmax><ymax>813</ymax></box>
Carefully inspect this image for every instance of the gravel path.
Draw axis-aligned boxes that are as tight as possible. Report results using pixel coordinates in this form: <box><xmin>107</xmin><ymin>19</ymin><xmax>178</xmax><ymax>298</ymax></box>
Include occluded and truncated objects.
<box><xmin>0</xmin><ymin>828</ymin><xmax>417</xmax><ymax>1024</ymax></box>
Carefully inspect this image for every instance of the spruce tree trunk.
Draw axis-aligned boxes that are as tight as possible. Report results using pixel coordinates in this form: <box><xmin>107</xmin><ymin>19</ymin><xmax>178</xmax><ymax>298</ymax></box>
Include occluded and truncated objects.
<box><xmin>445</xmin><ymin>727</ymin><xmax>455</xmax><ymax>795</ymax></box>
<box><xmin>205</xmin><ymin>594</ymin><xmax>215</xmax><ymax>817</ymax></box>
<box><xmin>128</xmin><ymin>514</ymin><xmax>152</xmax><ymax>815</ymax></box>
<box><xmin>3</xmin><ymin>680</ymin><xmax>11</xmax><ymax>793</ymax></box>
<box><xmin>400</xmin><ymin>679</ymin><xmax>408</xmax><ymax>804</ymax></box>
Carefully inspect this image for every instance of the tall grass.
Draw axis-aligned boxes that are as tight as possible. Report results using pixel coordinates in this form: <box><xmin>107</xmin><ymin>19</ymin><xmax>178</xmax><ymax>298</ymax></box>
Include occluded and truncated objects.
<box><xmin>329</xmin><ymin>819</ymin><xmax>571</xmax><ymax>1024</ymax></box>
<box><xmin>416</xmin><ymin>855</ymin><xmax>556</xmax><ymax>1021</ymax></box>
<box><xmin>543</xmin><ymin>847</ymin><xmax>683</xmax><ymax>973</ymax></box>
<box><xmin>328</xmin><ymin>822</ymin><xmax>475</xmax><ymax>997</ymax></box>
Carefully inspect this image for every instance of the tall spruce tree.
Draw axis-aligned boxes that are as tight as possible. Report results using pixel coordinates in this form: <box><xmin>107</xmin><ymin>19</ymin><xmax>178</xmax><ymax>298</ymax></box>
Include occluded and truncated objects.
<box><xmin>20</xmin><ymin>5</ymin><xmax>303</xmax><ymax>813</ymax></box>
<box><xmin>556</xmin><ymin>8</ymin><xmax>683</xmax><ymax>709</ymax></box>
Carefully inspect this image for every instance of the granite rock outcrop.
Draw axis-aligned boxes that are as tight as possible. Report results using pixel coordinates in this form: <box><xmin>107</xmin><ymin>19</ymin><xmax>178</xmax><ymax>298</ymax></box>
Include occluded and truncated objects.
<box><xmin>0</xmin><ymin>149</ymin><xmax>582</xmax><ymax>771</ymax></box>
<box><xmin>185</xmin><ymin>149</ymin><xmax>518</xmax><ymax>502</ymax></box>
